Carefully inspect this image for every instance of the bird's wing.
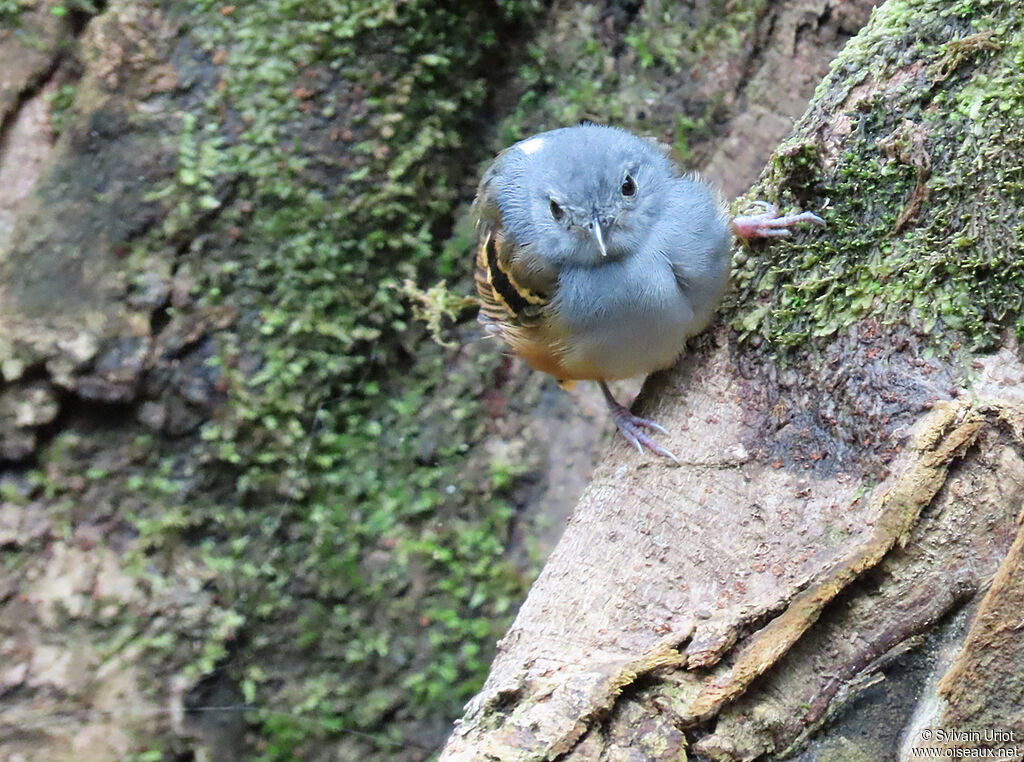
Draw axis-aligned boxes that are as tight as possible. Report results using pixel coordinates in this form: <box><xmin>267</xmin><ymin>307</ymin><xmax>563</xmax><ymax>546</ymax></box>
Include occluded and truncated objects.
<box><xmin>472</xmin><ymin>181</ymin><xmax>580</xmax><ymax>381</ymax></box>
<box><xmin>474</xmin><ymin>225</ymin><xmax>551</xmax><ymax>331</ymax></box>
<box><xmin>471</xmin><ymin>170</ymin><xmax>555</xmax><ymax>332</ymax></box>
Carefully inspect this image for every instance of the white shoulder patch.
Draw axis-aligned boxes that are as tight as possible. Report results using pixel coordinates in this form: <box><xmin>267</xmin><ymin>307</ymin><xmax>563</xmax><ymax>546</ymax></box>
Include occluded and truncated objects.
<box><xmin>518</xmin><ymin>136</ymin><xmax>545</xmax><ymax>156</ymax></box>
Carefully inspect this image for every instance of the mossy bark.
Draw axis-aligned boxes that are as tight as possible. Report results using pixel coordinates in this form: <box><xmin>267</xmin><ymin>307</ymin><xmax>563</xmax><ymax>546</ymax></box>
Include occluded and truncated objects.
<box><xmin>2</xmin><ymin>1</ymin><xmax>539</xmax><ymax>759</ymax></box>
<box><xmin>441</xmin><ymin>0</ymin><xmax>1024</xmax><ymax>760</ymax></box>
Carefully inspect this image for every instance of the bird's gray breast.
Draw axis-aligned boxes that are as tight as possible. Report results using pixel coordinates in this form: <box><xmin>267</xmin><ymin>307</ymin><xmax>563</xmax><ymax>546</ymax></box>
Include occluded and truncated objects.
<box><xmin>553</xmin><ymin>249</ymin><xmax>697</xmax><ymax>380</ymax></box>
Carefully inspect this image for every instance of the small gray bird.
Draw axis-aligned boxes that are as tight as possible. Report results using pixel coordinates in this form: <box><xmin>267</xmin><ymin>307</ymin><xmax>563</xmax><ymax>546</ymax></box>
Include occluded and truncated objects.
<box><xmin>473</xmin><ymin>124</ymin><xmax>822</xmax><ymax>460</ymax></box>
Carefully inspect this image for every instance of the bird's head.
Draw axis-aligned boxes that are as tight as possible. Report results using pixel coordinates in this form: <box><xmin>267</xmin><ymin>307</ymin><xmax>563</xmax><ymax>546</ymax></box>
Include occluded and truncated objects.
<box><xmin>493</xmin><ymin>124</ymin><xmax>678</xmax><ymax>267</ymax></box>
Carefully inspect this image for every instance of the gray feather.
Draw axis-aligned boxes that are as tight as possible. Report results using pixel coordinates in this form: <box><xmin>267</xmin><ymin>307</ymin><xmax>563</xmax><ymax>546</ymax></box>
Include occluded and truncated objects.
<box><xmin>478</xmin><ymin>124</ymin><xmax>731</xmax><ymax>380</ymax></box>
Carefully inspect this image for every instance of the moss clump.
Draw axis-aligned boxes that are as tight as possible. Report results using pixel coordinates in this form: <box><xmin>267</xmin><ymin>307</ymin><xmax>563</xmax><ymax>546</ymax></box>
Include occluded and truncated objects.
<box><xmin>104</xmin><ymin>0</ymin><xmax>543</xmax><ymax>758</ymax></box>
<box><xmin>729</xmin><ymin>0</ymin><xmax>1024</xmax><ymax>353</ymax></box>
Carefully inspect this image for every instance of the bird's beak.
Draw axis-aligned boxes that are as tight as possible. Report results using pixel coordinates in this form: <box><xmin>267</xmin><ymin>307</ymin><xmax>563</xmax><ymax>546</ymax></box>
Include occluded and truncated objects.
<box><xmin>591</xmin><ymin>215</ymin><xmax>608</xmax><ymax>257</ymax></box>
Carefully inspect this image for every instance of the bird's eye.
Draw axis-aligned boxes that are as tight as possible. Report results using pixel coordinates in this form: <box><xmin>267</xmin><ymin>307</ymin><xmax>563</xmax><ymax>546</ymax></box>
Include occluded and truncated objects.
<box><xmin>550</xmin><ymin>200</ymin><xmax>565</xmax><ymax>221</ymax></box>
<box><xmin>621</xmin><ymin>174</ymin><xmax>637</xmax><ymax>197</ymax></box>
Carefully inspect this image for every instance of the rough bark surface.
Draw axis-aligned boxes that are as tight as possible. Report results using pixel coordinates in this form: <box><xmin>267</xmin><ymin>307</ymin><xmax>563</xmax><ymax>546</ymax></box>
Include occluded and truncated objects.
<box><xmin>441</xmin><ymin>0</ymin><xmax>1024</xmax><ymax>759</ymax></box>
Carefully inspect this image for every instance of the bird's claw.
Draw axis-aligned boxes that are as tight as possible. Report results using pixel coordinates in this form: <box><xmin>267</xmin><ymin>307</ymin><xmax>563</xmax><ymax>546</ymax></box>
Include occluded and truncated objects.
<box><xmin>612</xmin><ymin>411</ymin><xmax>679</xmax><ymax>463</ymax></box>
<box><xmin>730</xmin><ymin>201</ymin><xmax>825</xmax><ymax>240</ymax></box>
<box><xmin>600</xmin><ymin>386</ymin><xmax>678</xmax><ymax>463</ymax></box>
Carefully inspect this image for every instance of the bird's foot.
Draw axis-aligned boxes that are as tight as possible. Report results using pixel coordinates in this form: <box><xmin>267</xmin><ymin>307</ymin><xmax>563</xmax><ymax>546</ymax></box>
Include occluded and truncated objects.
<box><xmin>600</xmin><ymin>382</ymin><xmax>679</xmax><ymax>463</ymax></box>
<box><xmin>730</xmin><ymin>201</ymin><xmax>824</xmax><ymax>240</ymax></box>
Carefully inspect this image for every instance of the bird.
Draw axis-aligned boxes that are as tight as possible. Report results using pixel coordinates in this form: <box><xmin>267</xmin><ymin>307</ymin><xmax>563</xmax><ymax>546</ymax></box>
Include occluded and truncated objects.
<box><xmin>473</xmin><ymin>124</ymin><xmax>823</xmax><ymax>461</ymax></box>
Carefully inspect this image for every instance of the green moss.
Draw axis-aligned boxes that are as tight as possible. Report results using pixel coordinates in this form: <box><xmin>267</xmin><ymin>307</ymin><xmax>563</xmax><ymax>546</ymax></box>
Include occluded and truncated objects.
<box><xmin>728</xmin><ymin>0</ymin><xmax>1024</xmax><ymax>354</ymax></box>
<box><xmin>84</xmin><ymin>0</ymin><xmax>546</xmax><ymax>757</ymax></box>
<box><xmin>496</xmin><ymin>0</ymin><xmax>768</xmax><ymax>162</ymax></box>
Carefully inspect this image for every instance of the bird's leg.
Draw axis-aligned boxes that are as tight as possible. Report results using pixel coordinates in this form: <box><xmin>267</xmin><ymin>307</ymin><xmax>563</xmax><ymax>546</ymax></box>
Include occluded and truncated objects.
<box><xmin>730</xmin><ymin>200</ymin><xmax>825</xmax><ymax>240</ymax></box>
<box><xmin>599</xmin><ymin>381</ymin><xmax>679</xmax><ymax>463</ymax></box>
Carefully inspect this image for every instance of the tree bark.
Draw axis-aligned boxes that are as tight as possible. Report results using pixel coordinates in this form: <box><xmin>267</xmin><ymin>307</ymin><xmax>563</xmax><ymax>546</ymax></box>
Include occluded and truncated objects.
<box><xmin>441</xmin><ymin>0</ymin><xmax>1024</xmax><ymax>759</ymax></box>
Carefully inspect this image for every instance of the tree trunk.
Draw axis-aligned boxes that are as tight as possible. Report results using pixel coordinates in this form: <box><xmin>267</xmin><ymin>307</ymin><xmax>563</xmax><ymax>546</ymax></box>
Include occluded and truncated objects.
<box><xmin>441</xmin><ymin>0</ymin><xmax>1024</xmax><ymax>759</ymax></box>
